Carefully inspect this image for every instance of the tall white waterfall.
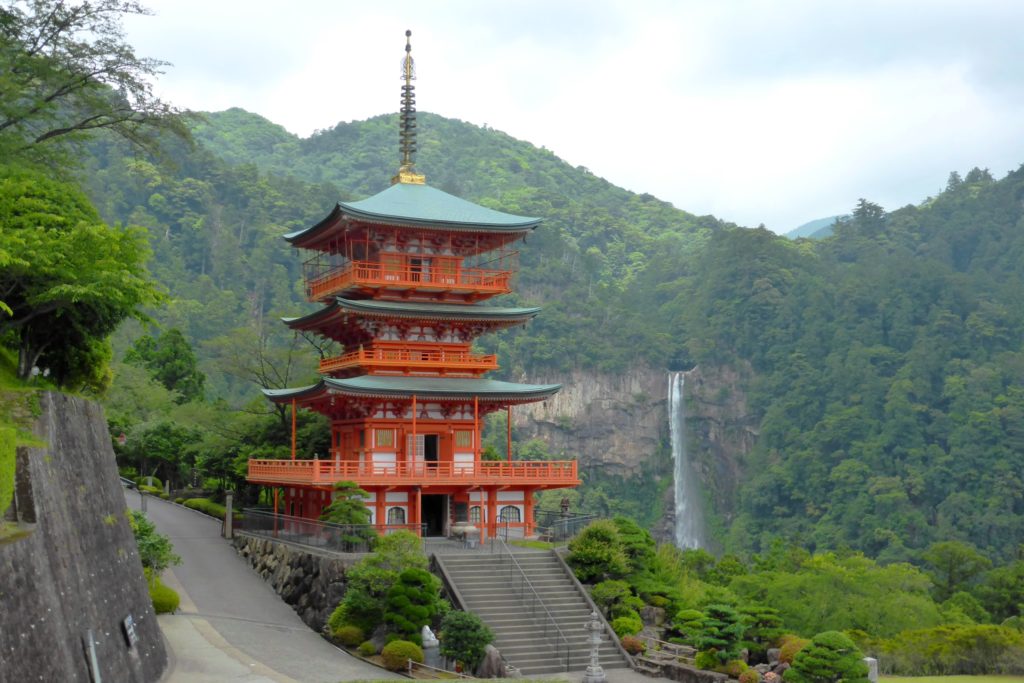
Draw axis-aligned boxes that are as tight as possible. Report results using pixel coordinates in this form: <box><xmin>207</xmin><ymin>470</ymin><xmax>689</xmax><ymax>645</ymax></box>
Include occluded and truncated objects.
<box><xmin>668</xmin><ymin>371</ymin><xmax>703</xmax><ymax>548</ymax></box>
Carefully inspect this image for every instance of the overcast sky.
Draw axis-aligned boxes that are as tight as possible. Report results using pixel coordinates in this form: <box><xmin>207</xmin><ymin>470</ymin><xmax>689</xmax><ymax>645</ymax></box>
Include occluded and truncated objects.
<box><xmin>124</xmin><ymin>0</ymin><xmax>1024</xmax><ymax>233</ymax></box>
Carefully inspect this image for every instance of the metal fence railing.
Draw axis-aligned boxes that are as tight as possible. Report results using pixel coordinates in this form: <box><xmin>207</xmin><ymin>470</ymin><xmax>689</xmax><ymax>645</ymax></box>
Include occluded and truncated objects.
<box><xmin>238</xmin><ymin>508</ymin><xmax>425</xmax><ymax>553</ymax></box>
<box><xmin>532</xmin><ymin>508</ymin><xmax>598</xmax><ymax>542</ymax></box>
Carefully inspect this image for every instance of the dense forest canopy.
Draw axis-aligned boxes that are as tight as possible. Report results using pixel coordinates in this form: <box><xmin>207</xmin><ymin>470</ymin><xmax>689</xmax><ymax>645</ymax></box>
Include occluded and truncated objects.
<box><xmin>75</xmin><ymin>105</ymin><xmax>1024</xmax><ymax>565</ymax></box>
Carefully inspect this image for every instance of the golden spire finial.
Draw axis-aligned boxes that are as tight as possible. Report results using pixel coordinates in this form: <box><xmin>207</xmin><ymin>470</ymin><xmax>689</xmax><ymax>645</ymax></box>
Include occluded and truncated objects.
<box><xmin>393</xmin><ymin>29</ymin><xmax>426</xmax><ymax>185</ymax></box>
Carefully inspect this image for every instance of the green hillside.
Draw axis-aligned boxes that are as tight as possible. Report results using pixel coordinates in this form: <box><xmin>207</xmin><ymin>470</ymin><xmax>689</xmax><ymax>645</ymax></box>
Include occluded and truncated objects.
<box><xmin>73</xmin><ymin>107</ymin><xmax>1024</xmax><ymax>563</ymax></box>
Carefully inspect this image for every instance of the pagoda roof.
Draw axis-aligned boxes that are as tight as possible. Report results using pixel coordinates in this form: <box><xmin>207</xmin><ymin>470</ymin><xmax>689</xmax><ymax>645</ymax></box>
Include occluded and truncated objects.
<box><xmin>264</xmin><ymin>376</ymin><xmax>560</xmax><ymax>403</ymax></box>
<box><xmin>284</xmin><ymin>298</ymin><xmax>541</xmax><ymax>329</ymax></box>
<box><xmin>285</xmin><ymin>183</ymin><xmax>540</xmax><ymax>244</ymax></box>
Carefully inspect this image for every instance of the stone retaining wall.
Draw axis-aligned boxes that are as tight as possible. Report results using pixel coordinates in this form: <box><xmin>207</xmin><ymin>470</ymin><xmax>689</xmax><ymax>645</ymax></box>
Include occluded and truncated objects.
<box><xmin>232</xmin><ymin>533</ymin><xmax>360</xmax><ymax>632</ymax></box>
<box><xmin>0</xmin><ymin>392</ymin><xmax>167</xmax><ymax>683</ymax></box>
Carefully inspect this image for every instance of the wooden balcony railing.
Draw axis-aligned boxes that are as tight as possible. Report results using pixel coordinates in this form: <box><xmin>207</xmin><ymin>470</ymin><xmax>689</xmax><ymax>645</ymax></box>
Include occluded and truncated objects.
<box><xmin>306</xmin><ymin>261</ymin><xmax>512</xmax><ymax>301</ymax></box>
<box><xmin>247</xmin><ymin>459</ymin><xmax>579</xmax><ymax>488</ymax></box>
<box><xmin>319</xmin><ymin>346</ymin><xmax>498</xmax><ymax>375</ymax></box>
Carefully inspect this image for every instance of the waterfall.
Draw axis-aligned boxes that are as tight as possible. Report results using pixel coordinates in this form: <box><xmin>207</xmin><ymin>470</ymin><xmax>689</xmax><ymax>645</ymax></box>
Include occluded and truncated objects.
<box><xmin>668</xmin><ymin>371</ymin><xmax>703</xmax><ymax>548</ymax></box>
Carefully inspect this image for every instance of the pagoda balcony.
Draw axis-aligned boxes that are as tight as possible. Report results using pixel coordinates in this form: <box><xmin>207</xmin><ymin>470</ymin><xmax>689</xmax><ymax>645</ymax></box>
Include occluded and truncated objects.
<box><xmin>306</xmin><ymin>261</ymin><xmax>512</xmax><ymax>302</ymax></box>
<box><xmin>319</xmin><ymin>345</ymin><xmax>498</xmax><ymax>376</ymax></box>
<box><xmin>247</xmin><ymin>459</ymin><xmax>579</xmax><ymax>489</ymax></box>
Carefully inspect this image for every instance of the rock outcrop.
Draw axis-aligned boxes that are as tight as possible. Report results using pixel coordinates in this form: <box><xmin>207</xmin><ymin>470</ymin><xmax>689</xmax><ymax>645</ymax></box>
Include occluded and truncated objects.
<box><xmin>515</xmin><ymin>362</ymin><xmax>757</xmax><ymax>542</ymax></box>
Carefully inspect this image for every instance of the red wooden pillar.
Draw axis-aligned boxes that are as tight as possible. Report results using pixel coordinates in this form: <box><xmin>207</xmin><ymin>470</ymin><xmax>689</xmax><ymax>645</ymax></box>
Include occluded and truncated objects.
<box><xmin>414</xmin><ymin>487</ymin><xmax>422</xmax><ymax>536</ymax></box>
<box><xmin>524</xmin><ymin>488</ymin><xmax>534</xmax><ymax>537</ymax></box>
<box><xmin>290</xmin><ymin>398</ymin><xmax>297</xmax><ymax>460</ymax></box>
<box><xmin>376</xmin><ymin>489</ymin><xmax>385</xmax><ymax>533</ymax></box>
<box><xmin>506</xmin><ymin>405</ymin><xmax>512</xmax><ymax>462</ymax></box>
<box><xmin>487</xmin><ymin>486</ymin><xmax>498</xmax><ymax>538</ymax></box>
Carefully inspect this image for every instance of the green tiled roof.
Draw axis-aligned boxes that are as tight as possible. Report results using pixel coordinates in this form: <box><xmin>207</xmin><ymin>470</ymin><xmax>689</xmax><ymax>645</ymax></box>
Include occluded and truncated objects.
<box><xmin>285</xmin><ymin>183</ymin><xmax>540</xmax><ymax>243</ymax></box>
<box><xmin>264</xmin><ymin>376</ymin><xmax>560</xmax><ymax>402</ymax></box>
<box><xmin>283</xmin><ymin>298</ymin><xmax>541</xmax><ymax>328</ymax></box>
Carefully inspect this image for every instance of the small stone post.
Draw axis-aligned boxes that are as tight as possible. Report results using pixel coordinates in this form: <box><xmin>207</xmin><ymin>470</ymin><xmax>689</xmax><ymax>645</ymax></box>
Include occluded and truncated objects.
<box><xmin>422</xmin><ymin>625</ymin><xmax>440</xmax><ymax>669</ymax></box>
<box><xmin>864</xmin><ymin>657</ymin><xmax>878</xmax><ymax>683</ymax></box>
<box><xmin>224</xmin><ymin>491</ymin><xmax>234</xmax><ymax>539</ymax></box>
<box><xmin>139</xmin><ymin>488</ymin><xmax>147</xmax><ymax>513</ymax></box>
<box><xmin>582</xmin><ymin>611</ymin><xmax>607</xmax><ymax>683</ymax></box>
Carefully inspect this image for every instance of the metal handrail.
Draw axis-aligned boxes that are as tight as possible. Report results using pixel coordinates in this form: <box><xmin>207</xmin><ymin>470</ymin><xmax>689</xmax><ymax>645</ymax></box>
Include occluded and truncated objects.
<box><xmin>493</xmin><ymin>537</ymin><xmax>571</xmax><ymax>671</ymax></box>
<box><xmin>238</xmin><ymin>508</ymin><xmax>426</xmax><ymax>553</ymax></box>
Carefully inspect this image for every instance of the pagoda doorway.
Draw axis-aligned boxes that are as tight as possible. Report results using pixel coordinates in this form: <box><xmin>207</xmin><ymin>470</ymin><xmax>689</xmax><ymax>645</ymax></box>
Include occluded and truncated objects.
<box><xmin>424</xmin><ymin>434</ymin><xmax>439</xmax><ymax>468</ymax></box>
<box><xmin>422</xmin><ymin>494</ymin><xmax>448</xmax><ymax>537</ymax></box>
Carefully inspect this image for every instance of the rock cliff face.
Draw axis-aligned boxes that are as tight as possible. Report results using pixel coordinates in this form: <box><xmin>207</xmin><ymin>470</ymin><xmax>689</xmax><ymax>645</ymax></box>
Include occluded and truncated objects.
<box><xmin>0</xmin><ymin>393</ymin><xmax>167</xmax><ymax>683</ymax></box>
<box><xmin>514</xmin><ymin>362</ymin><xmax>758</xmax><ymax>545</ymax></box>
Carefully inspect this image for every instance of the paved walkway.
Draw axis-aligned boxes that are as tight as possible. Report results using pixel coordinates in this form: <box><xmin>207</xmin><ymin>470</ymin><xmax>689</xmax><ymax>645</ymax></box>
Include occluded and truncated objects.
<box><xmin>126</xmin><ymin>492</ymin><xmax>400</xmax><ymax>683</ymax></box>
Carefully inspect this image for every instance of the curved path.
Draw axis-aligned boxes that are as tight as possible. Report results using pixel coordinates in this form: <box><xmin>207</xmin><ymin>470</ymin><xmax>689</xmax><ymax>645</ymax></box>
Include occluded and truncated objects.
<box><xmin>126</xmin><ymin>491</ymin><xmax>400</xmax><ymax>683</ymax></box>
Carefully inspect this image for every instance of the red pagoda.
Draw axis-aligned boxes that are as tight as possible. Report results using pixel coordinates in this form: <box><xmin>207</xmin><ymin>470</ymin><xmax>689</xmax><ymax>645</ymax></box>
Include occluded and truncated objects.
<box><xmin>246</xmin><ymin>32</ymin><xmax>578</xmax><ymax>540</ymax></box>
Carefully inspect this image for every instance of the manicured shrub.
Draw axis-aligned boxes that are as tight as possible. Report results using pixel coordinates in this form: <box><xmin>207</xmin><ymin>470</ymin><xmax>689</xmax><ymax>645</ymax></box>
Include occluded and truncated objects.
<box><xmin>149</xmin><ymin>575</ymin><xmax>179</xmax><ymax>613</ymax></box>
<box><xmin>135</xmin><ymin>475</ymin><xmax>162</xmax><ymax>489</ymax></box>
<box><xmin>621</xmin><ymin>635</ymin><xmax>646</xmax><ymax>655</ymax></box>
<box><xmin>357</xmin><ymin>640</ymin><xmax>377</xmax><ymax>656</ymax></box>
<box><xmin>784</xmin><ymin>631</ymin><xmax>868</xmax><ymax>682</ymax></box>
<box><xmin>692</xmin><ymin>604</ymin><xmax>746</xmax><ymax>664</ymax></box>
<box><xmin>381</xmin><ymin>639</ymin><xmax>423</xmax><ymax>671</ymax></box>
<box><xmin>332</xmin><ymin>624</ymin><xmax>364</xmax><ymax>647</ymax></box>
<box><xmin>716</xmin><ymin>660</ymin><xmax>748</xmax><ymax>677</ymax></box>
<box><xmin>567</xmin><ymin>520</ymin><xmax>629</xmax><ymax>582</ymax></box>
<box><xmin>779</xmin><ymin>635</ymin><xmax>811</xmax><ymax>664</ymax></box>
<box><xmin>694</xmin><ymin>650</ymin><xmax>719</xmax><ymax>670</ymax></box>
<box><xmin>158</xmin><ymin>492</ymin><xmax>169</xmax><ymax>500</ymax></box>
<box><xmin>439</xmin><ymin>610</ymin><xmax>494</xmax><ymax>670</ymax></box>
<box><xmin>384</xmin><ymin>567</ymin><xmax>444</xmax><ymax>644</ymax></box>
<box><xmin>611</xmin><ymin>613</ymin><xmax>643</xmax><ymax>637</ymax></box>
<box><xmin>739</xmin><ymin>668</ymin><xmax>761</xmax><ymax>683</ymax></box>
<box><xmin>591</xmin><ymin>579</ymin><xmax>632</xmax><ymax>612</ymax></box>
<box><xmin>174</xmin><ymin>497</ymin><xmax>185</xmax><ymax>504</ymax></box>
<box><xmin>0</xmin><ymin>428</ymin><xmax>15</xmax><ymax>514</ymax></box>
<box><xmin>139</xmin><ymin>484</ymin><xmax>162</xmax><ymax>495</ymax></box>
<box><xmin>648</xmin><ymin>595</ymin><xmax>670</xmax><ymax>608</ymax></box>
<box><xmin>182</xmin><ymin>497</ymin><xmax>241</xmax><ymax>520</ymax></box>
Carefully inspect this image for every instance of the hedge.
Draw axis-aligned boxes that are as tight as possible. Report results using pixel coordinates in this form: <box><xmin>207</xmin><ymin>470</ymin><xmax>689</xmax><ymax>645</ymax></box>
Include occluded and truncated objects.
<box><xmin>381</xmin><ymin>640</ymin><xmax>423</xmax><ymax>671</ymax></box>
<box><xmin>183</xmin><ymin>498</ymin><xmax>241</xmax><ymax>520</ymax></box>
<box><xmin>0</xmin><ymin>428</ymin><xmax>14</xmax><ymax>514</ymax></box>
<box><xmin>149</xmin><ymin>575</ymin><xmax>180</xmax><ymax>614</ymax></box>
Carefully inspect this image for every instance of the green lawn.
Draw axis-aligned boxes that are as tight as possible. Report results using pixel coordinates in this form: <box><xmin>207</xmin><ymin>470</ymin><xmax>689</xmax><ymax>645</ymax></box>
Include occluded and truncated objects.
<box><xmin>882</xmin><ymin>677</ymin><xmax>1024</xmax><ymax>683</ymax></box>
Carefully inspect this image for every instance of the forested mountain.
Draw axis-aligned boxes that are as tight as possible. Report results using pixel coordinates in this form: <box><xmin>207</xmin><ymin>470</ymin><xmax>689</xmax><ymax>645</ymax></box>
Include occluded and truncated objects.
<box><xmin>78</xmin><ymin>108</ymin><xmax>1024</xmax><ymax>563</ymax></box>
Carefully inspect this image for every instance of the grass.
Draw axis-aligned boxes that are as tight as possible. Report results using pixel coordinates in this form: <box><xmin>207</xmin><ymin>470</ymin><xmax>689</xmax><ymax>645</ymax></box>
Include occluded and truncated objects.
<box><xmin>882</xmin><ymin>677</ymin><xmax>1024</xmax><ymax>682</ymax></box>
<box><xmin>509</xmin><ymin>539</ymin><xmax>555</xmax><ymax>550</ymax></box>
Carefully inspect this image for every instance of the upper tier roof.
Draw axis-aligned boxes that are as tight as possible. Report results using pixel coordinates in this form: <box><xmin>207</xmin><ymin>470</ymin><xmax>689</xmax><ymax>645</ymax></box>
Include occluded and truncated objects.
<box><xmin>285</xmin><ymin>183</ymin><xmax>540</xmax><ymax>244</ymax></box>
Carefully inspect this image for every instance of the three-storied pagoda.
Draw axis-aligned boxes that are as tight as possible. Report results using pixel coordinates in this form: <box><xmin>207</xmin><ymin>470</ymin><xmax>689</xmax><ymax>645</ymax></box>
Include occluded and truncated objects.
<box><xmin>247</xmin><ymin>32</ymin><xmax>578</xmax><ymax>540</ymax></box>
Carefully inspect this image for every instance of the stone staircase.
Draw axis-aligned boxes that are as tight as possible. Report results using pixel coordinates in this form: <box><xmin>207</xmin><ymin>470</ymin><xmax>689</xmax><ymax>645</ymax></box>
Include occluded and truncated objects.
<box><xmin>435</xmin><ymin>550</ymin><xmax>631</xmax><ymax>676</ymax></box>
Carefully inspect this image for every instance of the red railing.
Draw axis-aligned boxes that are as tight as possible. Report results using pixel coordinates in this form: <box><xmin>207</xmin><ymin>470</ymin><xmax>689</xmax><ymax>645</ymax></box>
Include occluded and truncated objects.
<box><xmin>306</xmin><ymin>261</ymin><xmax>511</xmax><ymax>301</ymax></box>
<box><xmin>319</xmin><ymin>346</ymin><xmax>498</xmax><ymax>375</ymax></box>
<box><xmin>247</xmin><ymin>459</ymin><xmax>579</xmax><ymax>488</ymax></box>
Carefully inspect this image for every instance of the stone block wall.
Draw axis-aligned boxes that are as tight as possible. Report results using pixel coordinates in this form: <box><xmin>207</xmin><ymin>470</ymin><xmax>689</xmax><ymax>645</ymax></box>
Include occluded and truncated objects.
<box><xmin>233</xmin><ymin>534</ymin><xmax>359</xmax><ymax>632</ymax></box>
<box><xmin>0</xmin><ymin>392</ymin><xmax>167</xmax><ymax>683</ymax></box>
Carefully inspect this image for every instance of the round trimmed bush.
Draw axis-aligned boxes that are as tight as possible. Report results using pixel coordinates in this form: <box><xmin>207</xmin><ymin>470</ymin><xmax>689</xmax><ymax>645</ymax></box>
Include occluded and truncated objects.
<box><xmin>381</xmin><ymin>639</ymin><xmax>424</xmax><ymax>671</ymax></box>
<box><xmin>694</xmin><ymin>650</ymin><xmax>719</xmax><ymax>670</ymax></box>
<box><xmin>332</xmin><ymin>624</ymin><xmax>364</xmax><ymax>647</ymax></box>
<box><xmin>611</xmin><ymin>613</ymin><xmax>643</xmax><ymax>637</ymax></box>
<box><xmin>779</xmin><ymin>635</ymin><xmax>811</xmax><ymax>664</ymax></box>
<box><xmin>149</xmin><ymin>577</ymin><xmax>180</xmax><ymax>613</ymax></box>
<box><xmin>716</xmin><ymin>660</ymin><xmax>748</xmax><ymax>677</ymax></box>
<box><xmin>135</xmin><ymin>476</ymin><xmax>162</xmax><ymax>489</ymax></box>
<box><xmin>357</xmin><ymin>640</ymin><xmax>377</xmax><ymax>657</ymax></box>
<box><xmin>621</xmin><ymin>635</ymin><xmax>646</xmax><ymax>655</ymax></box>
<box><xmin>739</xmin><ymin>668</ymin><xmax>761</xmax><ymax>683</ymax></box>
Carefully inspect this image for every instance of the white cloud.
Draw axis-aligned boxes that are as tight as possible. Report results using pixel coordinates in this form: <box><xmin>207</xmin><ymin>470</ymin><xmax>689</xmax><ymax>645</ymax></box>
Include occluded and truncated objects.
<box><xmin>124</xmin><ymin>0</ymin><xmax>1024</xmax><ymax>233</ymax></box>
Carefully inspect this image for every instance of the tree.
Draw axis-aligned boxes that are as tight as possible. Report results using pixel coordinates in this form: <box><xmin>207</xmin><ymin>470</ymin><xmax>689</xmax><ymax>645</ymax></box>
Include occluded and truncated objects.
<box><xmin>129</xmin><ymin>509</ymin><xmax>179</xmax><ymax>582</ymax></box>
<box><xmin>0</xmin><ymin>165</ymin><xmax>163</xmax><ymax>388</ymax></box>
<box><xmin>438</xmin><ymin>610</ymin><xmax>494</xmax><ymax>670</ymax></box>
<box><xmin>566</xmin><ymin>519</ymin><xmax>629</xmax><ymax>582</ymax></box>
<box><xmin>125</xmin><ymin>328</ymin><xmax>205</xmax><ymax>403</ymax></box>
<box><xmin>0</xmin><ymin>0</ymin><xmax>187</xmax><ymax>166</ymax></box>
<box><xmin>384</xmin><ymin>567</ymin><xmax>445</xmax><ymax>644</ymax></box>
<box><xmin>692</xmin><ymin>603</ymin><xmax>746</xmax><ymax>665</ymax></box>
<box><xmin>922</xmin><ymin>540</ymin><xmax>992</xmax><ymax>602</ymax></box>
<box><xmin>783</xmin><ymin>631</ymin><xmax>869</xmax><ymax>683</ymax></box>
